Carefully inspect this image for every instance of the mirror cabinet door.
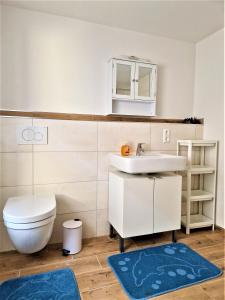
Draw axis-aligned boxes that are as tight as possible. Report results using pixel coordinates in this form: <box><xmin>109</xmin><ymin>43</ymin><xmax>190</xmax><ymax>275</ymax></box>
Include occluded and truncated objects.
<box><xmin>135</xmin><ymin>63</ymin><xmax>157</xmax><ymax>101</ymax></box>
<box><xmin>113</xmin><ymin>60</ymin><xmax>135</xmax><ymax>99</ymax></box>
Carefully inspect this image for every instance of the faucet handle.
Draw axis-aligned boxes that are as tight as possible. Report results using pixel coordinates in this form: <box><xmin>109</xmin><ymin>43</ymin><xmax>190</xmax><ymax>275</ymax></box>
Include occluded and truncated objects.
<box><xmin>136</xmin><ymin>143</ymin><xmax>146</xmax><ymax>156</ymax></box>
<box><xmin>137</xmin><ymin>142</ymin><xmax>145</xmax><ymax>148</ymax></box>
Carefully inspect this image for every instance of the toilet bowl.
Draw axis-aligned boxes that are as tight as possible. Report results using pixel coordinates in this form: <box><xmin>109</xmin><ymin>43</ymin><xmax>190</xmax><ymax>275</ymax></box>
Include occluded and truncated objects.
<box><xmin>3</xmin><ymin>195</ymin><xmax>56</xmax><ymax>254</ymax></box>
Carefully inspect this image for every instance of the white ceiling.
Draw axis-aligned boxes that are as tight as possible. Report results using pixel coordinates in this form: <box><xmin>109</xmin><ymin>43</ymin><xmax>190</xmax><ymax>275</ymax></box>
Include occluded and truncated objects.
<box><xmin>1</xmin><ymin>0</ymin><xmax>224</xmax><ymax>42</ymax></box>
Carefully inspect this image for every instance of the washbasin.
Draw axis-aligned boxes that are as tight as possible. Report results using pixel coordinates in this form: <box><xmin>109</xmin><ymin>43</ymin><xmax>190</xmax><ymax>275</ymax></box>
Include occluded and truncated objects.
<box><xmin>110</xmin><ymin>153</ymin><xmax>186</xmax><ymax>174</ymax></box>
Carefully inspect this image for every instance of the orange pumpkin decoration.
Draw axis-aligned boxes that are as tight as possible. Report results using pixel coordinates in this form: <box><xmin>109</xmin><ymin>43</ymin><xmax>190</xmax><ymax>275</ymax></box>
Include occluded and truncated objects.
<box><xmin>121</xmin><ymin>144</ymin><xmax>130</xmax><ymax>156</ymax></box>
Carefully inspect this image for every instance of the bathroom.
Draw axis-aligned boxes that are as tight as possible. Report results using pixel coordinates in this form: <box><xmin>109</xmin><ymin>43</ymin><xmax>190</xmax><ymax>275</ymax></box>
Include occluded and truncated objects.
<box><xmin>0</xmin><ymin>1</ymin><xmax>224</xmax><ymax>300</ymax></box>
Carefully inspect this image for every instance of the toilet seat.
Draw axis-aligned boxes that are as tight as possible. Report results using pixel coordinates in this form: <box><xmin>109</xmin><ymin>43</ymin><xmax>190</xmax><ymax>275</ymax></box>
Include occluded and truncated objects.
<box><xmin>4</xmin><ymin>215</ymin><xmax>55</xmax><ymax>230</ymax></box>
<box><xmin>3</xmin><ymin>195</ymin><xmax>56</xmax><ymax>224</ymax></box>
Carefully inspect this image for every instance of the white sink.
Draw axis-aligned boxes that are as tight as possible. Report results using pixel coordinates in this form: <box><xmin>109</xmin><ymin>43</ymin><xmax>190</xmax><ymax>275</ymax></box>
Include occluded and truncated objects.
<box><xmin>110</xmin><ymin>153</ymin><xmax>186</xmax><ymax>174</ymax></box>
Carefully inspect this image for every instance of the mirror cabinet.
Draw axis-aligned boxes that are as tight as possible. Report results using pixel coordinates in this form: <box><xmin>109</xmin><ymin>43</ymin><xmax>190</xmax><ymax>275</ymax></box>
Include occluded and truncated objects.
<box><xmin>107</xmin><ymin>58</ymin><xmax>157</xmax><ymax>116</ymax></box>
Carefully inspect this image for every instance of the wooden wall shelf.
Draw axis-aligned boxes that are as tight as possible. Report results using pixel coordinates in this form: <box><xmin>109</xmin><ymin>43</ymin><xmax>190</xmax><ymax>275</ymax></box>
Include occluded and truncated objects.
<box><xmin>0</xmin><ymin>110</ymin><xmax>204</xmax><ymax>124</ymax></box>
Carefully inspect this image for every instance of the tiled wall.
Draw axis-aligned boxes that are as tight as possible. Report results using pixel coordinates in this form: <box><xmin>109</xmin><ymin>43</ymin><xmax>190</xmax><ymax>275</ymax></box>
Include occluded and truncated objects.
<box><xmin>0</xmin><ymin>117</ymin><xmax>203</xmax><ymax>252</ymax></box>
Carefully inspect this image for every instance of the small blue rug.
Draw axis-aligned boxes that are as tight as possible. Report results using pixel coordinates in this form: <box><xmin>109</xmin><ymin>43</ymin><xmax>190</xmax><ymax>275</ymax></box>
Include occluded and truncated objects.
<box><xmin>0</xmin><ymin>268</ymin><xmax>81</xmax><ymax>300</ymax></box>
<box><xmin>108</xmin><ymin>243</ymin><xmax>222</xmax><ymax>299</ymax></box>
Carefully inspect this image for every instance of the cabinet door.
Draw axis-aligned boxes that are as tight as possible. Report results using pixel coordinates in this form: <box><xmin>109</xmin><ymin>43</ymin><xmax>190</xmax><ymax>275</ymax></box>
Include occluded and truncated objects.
<box><xmin>154</xmin><ymin>175</ymin><xmax>182</xmax><ymax>233</ymax></box>
<box><xmin>123</xmin><ymin>177</ymin><xmax>154</xmax><ymax>238</ymax></box>
<box><xmin>112</xmin><ymin>59</ymin><xmax>135</xmax><ymax>100</ymax></box>
<box><xmin>135</xmin><ymin>63</ymin><xmax>157</xmax><ymax>101</ymax></box>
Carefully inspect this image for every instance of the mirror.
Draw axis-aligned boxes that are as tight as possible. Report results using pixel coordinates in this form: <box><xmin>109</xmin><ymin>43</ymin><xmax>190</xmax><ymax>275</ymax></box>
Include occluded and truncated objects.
<box><xmin>138</xmin><ymin>66</ymin><xmax>152</xmax><ymax>98</ymax></box>
<box><xmin>116</xmin><ymin>63</ymin><xmax>132</xmax><ymax>96</ymax></box>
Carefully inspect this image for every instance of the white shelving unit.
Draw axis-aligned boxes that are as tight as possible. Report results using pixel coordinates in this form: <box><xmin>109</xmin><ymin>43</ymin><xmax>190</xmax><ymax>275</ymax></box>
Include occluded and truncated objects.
<box><xmin>177</xmin><ymin>140</ymin><xmax>218</xmax><ymax>234</ymax></box>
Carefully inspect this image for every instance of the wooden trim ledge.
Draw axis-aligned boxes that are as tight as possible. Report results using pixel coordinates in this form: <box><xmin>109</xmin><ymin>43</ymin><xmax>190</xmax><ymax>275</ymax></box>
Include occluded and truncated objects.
<box><xmin>0</xmin><ymin>110</ymin><xmax>204</xmax><ymax>124</ymax></box>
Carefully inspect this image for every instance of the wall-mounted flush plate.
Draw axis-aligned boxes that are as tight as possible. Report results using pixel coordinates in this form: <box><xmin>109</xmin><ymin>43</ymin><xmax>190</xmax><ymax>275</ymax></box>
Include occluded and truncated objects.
<box><xmin>163</xmin><ymin>129</ymin><xmax>170</xmax><ymax>143</ymax></box>
<box><xmin>17</xmin><ymin>126</ymin><xmax>48</xmax><ymax>145</ymax></box>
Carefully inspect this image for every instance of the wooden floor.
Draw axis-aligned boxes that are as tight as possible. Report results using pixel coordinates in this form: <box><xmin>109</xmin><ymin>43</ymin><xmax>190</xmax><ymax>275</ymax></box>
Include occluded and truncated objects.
<box><xmin>0</xmin><ymin>228</ymin><xmax>224</xmax><ymax>300</ymax></box>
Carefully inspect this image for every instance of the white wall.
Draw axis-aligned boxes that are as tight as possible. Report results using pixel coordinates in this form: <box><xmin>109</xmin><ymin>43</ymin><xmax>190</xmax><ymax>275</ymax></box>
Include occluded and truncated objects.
<box><xmin>0</xmin><ymin>5</ymin><xmax>2</xmax><ymax>108</ymax></box>
<box><xmin>194</xmin><ymin>29</ymin><xmax>224</xmax><ymax>228</ymax></box>
<box><xmin>1</xmin><ymin>5</ymin><xmax>195</xmax><ymax>117</ymax></box>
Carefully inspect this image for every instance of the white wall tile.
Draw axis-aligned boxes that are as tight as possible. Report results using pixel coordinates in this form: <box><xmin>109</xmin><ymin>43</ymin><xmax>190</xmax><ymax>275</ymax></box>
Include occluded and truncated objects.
<box><xmin>50</xmin><ymin>211</ymin><xmax>96</xmax><ymax>243</ymax></box>
<box><xmin>0</xmin><ymin>117</ymin><xmax>33</xmax><ymax>152</ymax></box>
<box><xmin>33</xmin><ymin>119</ymin><xmax>97</xmax><ymax>151</ymax></box>
<box><xmin>34</xmin><ymin>152</ymin><xmax>97</xmax><ymax>184</ymax></box>
<box><xmin>150</xmin><ymin>123</ymin><xmax>196</xmax><ymax>151</ymax></box>
<box><xmin>34</xmin><ymin>182</ymin><xmax>96</xmax><ymax>214</ymax></box>
<box><xmin>98</xmin><ymin>122</ymin><xmax>150</xmax><ymax>152</ymax></box>
<box><xmin>0</xmin><ymin>153</ymin><xmax>33</xmax><ymax>186</ymax></box>
<box><xmin>97</xmin><ymin>209</ymin><xmax>109</xmax><ymax>237</ymax></box>
<box><xmin>195</xmin><ymin>124</ymin><xmax>204</xmax><ymax>139</ymax></box>
<box><xmin>0</xmin><ymin>117</ymin><xmax>2</xmax><ymax>153</ymax></box>
<box><xmin>0</xmin><ymin>186</ymin><xmax>33</xmax><ymax>220</ymax></box>
<box><xmin>97</xmin><ymin>181</ymin><xmax>108</xmax><ymax>210</ymax></box>
<box><xmin>98</xmin><ymin>152</ymin><xmax>116</xmax><ymax>181</ymax></box>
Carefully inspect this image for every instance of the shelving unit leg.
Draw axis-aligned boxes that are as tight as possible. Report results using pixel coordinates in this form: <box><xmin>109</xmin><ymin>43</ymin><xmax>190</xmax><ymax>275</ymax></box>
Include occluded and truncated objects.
<box><xmin>186</xmin><ymin>171</ymin><xmax>191</xmax><ymax>235</ymax></box>
<box><xmin>186</xmin><ymin>142</ymin><xmax>192</xmax><ymax>235</ymax></box>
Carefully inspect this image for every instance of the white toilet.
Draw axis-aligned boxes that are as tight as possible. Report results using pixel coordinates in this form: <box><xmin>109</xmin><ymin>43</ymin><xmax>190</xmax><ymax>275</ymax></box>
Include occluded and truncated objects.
<box><xmin>3</xmin><ymin>195</ymin><xmax>56</xmax><ymax>254</ymax></box>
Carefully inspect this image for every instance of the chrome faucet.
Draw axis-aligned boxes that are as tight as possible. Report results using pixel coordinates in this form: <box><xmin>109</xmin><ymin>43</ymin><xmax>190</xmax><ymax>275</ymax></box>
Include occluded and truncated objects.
<box><xmin>136</xmin><ymin>143</ymin><xmax>145</xmax><ymax>156</ymax></box>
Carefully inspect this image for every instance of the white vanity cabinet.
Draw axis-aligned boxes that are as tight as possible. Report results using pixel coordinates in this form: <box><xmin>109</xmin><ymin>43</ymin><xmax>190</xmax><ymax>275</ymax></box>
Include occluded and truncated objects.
<box><xmin>108</xmin><ymin>171</ymin><xmax>182</xmax><ymax>250</ymax></box>
<box><xmin>107</xmin><ymin>58</ymin><xmax>157</xmax><ymax>116</ymax></box>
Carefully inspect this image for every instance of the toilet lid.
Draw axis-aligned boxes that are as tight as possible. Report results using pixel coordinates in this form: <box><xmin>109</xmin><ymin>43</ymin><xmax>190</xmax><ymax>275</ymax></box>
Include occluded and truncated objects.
<box><xmin>3</xmin><ymin>195</ymin><xmax>56</xmax><ymax>224</ymax></box>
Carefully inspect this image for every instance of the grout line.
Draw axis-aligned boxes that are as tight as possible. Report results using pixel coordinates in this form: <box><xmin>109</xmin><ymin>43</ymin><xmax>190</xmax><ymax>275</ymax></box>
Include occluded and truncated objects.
<box><xmin>96</xmin><ymin>122</ymin><xmax>99</xmax><ymax>236</ymax></box>
<box><xmin>33</xmin><ymin>180</ymin><xmax>99</xmax><ymax>186</ymax></box>
<box><xmin>196</xmin><ymin>242</ymin><xmax>225</xmax><ymax>252</ymax></box>
<box><xmin>0</xmin><ymin>184</ymin><xmax>33</xmax><ymax>188</ymax></box>
<box><xmin>28</xmin><ymin>150</ymin><xmax>99</xmax><ymax>153</ymax></box>
<box><xmin>0</xmin><ymin>149</ymin><xmax>201</xmax><ymax>155</ymax></box>
<box><xmin>0</xmin><ymin>179</ymin><xmax>103</xmax><ymax>188</ymax></box>
<box><xmin>81</xmin><ymin>282</ymin><xmax>121</xmax><ymax>295</ymax></box>
<box><xmin>0</xmin><ymin>151</ymin><xmax>33</xmax><ymax>154</ymax></box>
<box><xmin>18</xmin><ymin>259</ymin><xmax>73</xmax><ymax>274</ymax></box>
<box><xmin>198</xmin><ymin>286</ymin><xmax>217</xmax><ymax>300</ymax></box>
<box><xmin>55</xmin><ymin>209</ymin><xmax>97</xmax><ymax>216</ymax></box>
<box><xmin>0</xmin><ymin>150</ymin><xmax>98</xmax><ymax>154</ymax></box>
<box><xmin>0</xmin><ymin>179</ymin><xmax>110</xmax><ymax>188</ymax></box>
<box><xmin>149</xmin><ymin>123</ymin><xmax>151</xmax><ymax>151</ymax></box>
<box><xmin>95</xmin><ymin>254</ymin><xmax>103</xmax><ymax>269</ymax></box>
<box><xmin>72</xmin><ymin>266</ymin><xmax>102</xmax><ymax>277</ymax></box>
<box><xmin>80</xmin><ymin>293</ymin><xmax>84</xmax><ymax>300</ymax></box>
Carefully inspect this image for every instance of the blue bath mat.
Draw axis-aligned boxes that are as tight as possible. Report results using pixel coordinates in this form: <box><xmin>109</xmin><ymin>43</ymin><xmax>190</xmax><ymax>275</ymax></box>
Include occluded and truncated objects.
<box><xmin>108</xmin><ymin>243</ymin><xmax>222</xmax><ymax>299</ymax></box>
<box><xmin>0</xmin><ymin>268</ymin><xmax>81</xmax><ymax>300</ymax></box>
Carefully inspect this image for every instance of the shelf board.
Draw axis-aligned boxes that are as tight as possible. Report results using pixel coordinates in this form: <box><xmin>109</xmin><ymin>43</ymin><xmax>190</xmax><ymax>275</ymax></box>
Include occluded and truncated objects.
<box><xmin>0</xmin><ymin>110</ymin><xmax>203</xmax><ymax>124</ymax></box>
<box><xmin>182</xmin><ymin>190</ymin><xmax>214</xmax><ymax>202</ymax></box>
<box><xmin>181</xmin><ymin>214</ymin><xmax>213</xmax><ymax>229</ymax></box>
<box><xmin>187</xmin><ymin>165</ymin><xmax>215</xmax><ymax>174</ymax></box>
<box><xmin>178</xmin><ymin>140</ymin><xmax>217</xmax><ymax>147</ymax></box>
<box><xmin>112</xmin><ymin>98</ymin><xmax>156</xmax><ymax>103</ymax></box>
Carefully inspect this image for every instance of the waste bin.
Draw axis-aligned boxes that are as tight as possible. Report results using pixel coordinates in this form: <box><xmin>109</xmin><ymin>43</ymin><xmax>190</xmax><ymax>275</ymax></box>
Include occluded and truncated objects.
<box><xmin>62</xmin><ymin>219</ymin><xmax>82</xmax><ymax>255</ymax></box>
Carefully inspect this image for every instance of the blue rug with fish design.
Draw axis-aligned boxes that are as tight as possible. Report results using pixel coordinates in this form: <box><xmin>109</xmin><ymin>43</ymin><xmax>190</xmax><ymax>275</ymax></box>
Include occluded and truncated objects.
<box><xmin>108</xmin><ymin>243</ymin><xmax>222</xmax><ymax>299</ymax></box>
<box><xmin>0</xmin><ymin>268</ymin><xmax>80</xmax><ymax>300</ymax></box>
